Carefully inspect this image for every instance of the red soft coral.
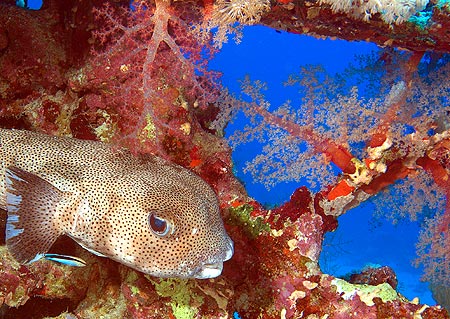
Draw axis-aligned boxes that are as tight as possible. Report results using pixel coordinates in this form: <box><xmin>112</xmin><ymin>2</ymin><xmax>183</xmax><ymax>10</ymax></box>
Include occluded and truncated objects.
<box><xmin>87</xmin><ymin>0</ymin><xmax>220</xmax><ymax>155</ymax></box>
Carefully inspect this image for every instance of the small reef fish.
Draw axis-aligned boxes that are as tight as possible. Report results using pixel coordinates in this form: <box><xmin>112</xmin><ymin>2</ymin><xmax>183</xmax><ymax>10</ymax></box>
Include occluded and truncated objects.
<box><xmin>0</xmin><ymin>129</ymin><xmax>233</xmax><ymax>279</ymax></box>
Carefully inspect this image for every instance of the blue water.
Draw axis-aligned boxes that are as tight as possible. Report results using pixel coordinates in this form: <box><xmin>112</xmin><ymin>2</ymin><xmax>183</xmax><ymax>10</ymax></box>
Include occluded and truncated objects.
<box><xmin>211</xmin><ymin>25</ymin><xmax>436</xmax><ymax>305</ymax></box>
<box><xmin>321</xmin><ymin>203</ymin><xmax>435</xmax><ymax>304</ymax></box>
<box><xmin>211</xmin><ymin>25</ymin><xmax>378</xmax><ymax>205</ymax></box>
<box><xmin>16</xmin><ymin>0</ymin><xmax>42</xmax><ymax>10</ymax></box>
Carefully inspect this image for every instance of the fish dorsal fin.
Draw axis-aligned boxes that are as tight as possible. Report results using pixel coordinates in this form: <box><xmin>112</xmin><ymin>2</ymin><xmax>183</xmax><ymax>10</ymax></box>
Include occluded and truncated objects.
<box><xmin>5</xmin><ymin>166</ymin><xmax>64</xmax><ymax>264</ymax></box>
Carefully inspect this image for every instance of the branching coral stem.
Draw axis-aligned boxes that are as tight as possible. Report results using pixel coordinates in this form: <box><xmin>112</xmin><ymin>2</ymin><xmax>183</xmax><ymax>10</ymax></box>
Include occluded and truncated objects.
<box><xmin>142</xmin><ymin>0</ymin><xmax>190</xmax><ymax>102</ymax></box>
<box><xmin>369</xmin><ymin>51</ymin><xmax>424</xmax><ymax>148</ymax></box>
<box><xmin>253</xmin><ymin>104</ymin><xmax>356</xmax><ymax>174</ymax></box>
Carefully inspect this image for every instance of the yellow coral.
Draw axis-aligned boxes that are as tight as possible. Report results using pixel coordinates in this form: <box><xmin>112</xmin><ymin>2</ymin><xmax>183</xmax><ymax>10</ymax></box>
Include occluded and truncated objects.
<box><xmin>367</xmin><ymin>137</ymin><xmax>393</xmax><ymax>160</ymax></box>
<box><xmin>94</xmin><ymin>110</ymin><xmax>117</xmax><ymax>142</ymax></box>
<box><xmin>348</xmin><ymin>158</ymin><xmax>371</xmax><ymax>185</ymax></box>
<box><xmin>141</xmin><ymin>114</ymin><xmax>157</xmax><ymax>140</ymax></box>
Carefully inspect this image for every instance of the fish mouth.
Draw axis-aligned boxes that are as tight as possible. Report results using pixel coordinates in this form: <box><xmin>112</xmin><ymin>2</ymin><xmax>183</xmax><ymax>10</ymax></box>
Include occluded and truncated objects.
<box><xmin>194</xmin><ymin>262</ymin><xmax>224</xmax><ymax>279</ymax></box>
<box><xmin>194</xmin><ymin>238</ymin><xmax>234</xmax><ymax>279</ymax></box>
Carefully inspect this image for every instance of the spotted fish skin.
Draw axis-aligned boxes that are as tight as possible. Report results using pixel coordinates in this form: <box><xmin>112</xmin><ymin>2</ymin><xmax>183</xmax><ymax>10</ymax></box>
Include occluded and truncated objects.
<box><xmin>0</xmin><ymin>128</ymin><xmax>233</xmax><ymax>279</ymax></box>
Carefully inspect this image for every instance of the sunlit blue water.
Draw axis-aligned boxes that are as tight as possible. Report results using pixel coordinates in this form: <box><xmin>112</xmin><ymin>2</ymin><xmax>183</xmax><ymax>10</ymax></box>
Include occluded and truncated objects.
<box><xmin>16</xmin><ymin>0</ymin><xmax>42</xmax><ymax>10</ymax></box>
<box><xmin>211</xmin><ymin>25</ymin><xmax>436</xmax><ymax>305</ymax></box>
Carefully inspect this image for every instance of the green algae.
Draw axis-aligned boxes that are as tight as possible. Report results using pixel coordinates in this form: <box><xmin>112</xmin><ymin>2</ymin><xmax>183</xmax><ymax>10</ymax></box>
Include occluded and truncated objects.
<box><xmin>148</xmin><ymin>278</ymin><xmax>204</xmax><ymax>319</ymax></box>
<box><xmin>331</xmin><ymin>278</ymin><xmax>405</xmax><ymax>306</ymax></box>
<box><xmin>409</xmin><ymin>0</ymin><xmax>450</xmax><ymax>30</ymax></box>
<box><xmin>141</xmin><ymin>114</ymin><xmax>157</xmax><ymax>140</ymax></box>
<box><xmin>7</xmin><ymin>285</ymin><xmax>28</xmax><ymax>307</ymax></box>
<box><xmin>94</xmin><ymin>110</ymin><xmax>117</xmax><ymax>143</ymax></box>
<box><xmin>0</xmin><ymin>246</ymin><xmax>28</xmax><ymax>307</ymax></box>
<box><xmin>75</xmin><ymin>280</ymin><xmax>127</xmax><ymax>319</ymax></box>
<box><xmin>227</xmin><ymin>204</ymin><xmax>271</xmax><ymax>239</ymax></box>
<box><xmin>438</xmin><ymin>0</ymin><xmax>450</xmax><ymax>8</ymax></box>
<box><xmin>124</xmin><ymin>270</ymin><xmax>139</xmax><ymax>292</ymax></box>
<box><xmin>42</xmin><ymin>264</ymin><xmax>86</xmax><ymax>299</ymax></box>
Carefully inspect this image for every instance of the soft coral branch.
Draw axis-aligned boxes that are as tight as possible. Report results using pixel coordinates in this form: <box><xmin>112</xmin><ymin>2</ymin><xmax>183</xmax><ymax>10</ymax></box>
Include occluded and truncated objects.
<box><xmin>225</xmin><ymin>50</ymin><xmax>450</xmax><ymax>287</ymax></box>
<box><xmin>252</xmin><ymin>104</ymin><xmax>356</xmax><ymax>174</ymax></box>
<box><xmin>368</xmin><ymin>51</ymin><xmax>424</xmax><ymax>148</ymax></box>
<box><xmin>322</xmin><ymin>52</ymin><xmax>426</xmax><ymax>200</ymax></box>
<box><xmin>82</xmin><ymin>0</ymin><xmax>221</xmax><ymax>154</ymax></box>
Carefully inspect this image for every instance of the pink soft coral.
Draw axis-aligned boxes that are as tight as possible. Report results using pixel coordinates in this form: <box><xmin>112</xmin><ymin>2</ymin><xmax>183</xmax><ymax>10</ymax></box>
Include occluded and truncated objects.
<box><xmin>87</xmin><ymin>0</ymin><xmax>219</xmax><ymax>154</ymax></box>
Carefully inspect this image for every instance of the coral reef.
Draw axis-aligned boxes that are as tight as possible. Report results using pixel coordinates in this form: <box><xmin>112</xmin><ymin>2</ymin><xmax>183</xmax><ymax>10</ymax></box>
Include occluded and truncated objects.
<box><xmin>262</xmin><ymin>0</ymin><xmax>450</xmax><ymax>52</ymax></box>
<box><xmin>318</xmin><ymin>0</ymin><xmax>429</xmax><ymax>24</ymax></box>
<box><xmin>348</xmin><ymin>265</ymin><xmax>399</xmax><ymax>290</ymax></box>
<box><xmin>0</xmin><ymin>0</ymin><xmax>449</xmax><ymax>318</ymax></box>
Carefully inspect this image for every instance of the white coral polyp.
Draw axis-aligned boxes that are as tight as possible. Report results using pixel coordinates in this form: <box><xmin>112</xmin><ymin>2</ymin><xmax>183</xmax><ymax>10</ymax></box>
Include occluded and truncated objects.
<box><xmin>320</xmin><ymin>0</ymin><xmax>429</xmax><ymax>24</ymax></box>
<box><xmin>213</xmin><ymin>0</ymin><xmax>270</xmax><ymax>25</ymax></box>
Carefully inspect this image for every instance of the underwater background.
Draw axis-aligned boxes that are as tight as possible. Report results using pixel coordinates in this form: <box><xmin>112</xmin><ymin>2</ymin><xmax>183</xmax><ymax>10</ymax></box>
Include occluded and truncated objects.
<box><xmin>212</xmin><ymin>26</ymin><xmax>436</xmax><ymax>305</ymax></box>
<box><xmin>1</xmin><ymin>0</ymin><xmax>450</xmax><ymax>318</ymax></box>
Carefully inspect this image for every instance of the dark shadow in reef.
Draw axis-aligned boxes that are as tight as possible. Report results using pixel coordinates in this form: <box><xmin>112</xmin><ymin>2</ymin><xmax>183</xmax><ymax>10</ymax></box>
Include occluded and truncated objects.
<box><xmin>0</xmin><ymin>297</ymin><xmax>76</xmax><ymax>319</ymax></box>
<box><xmin>0</xmin><ymin>116</ymin><xmax>32</xmax><ymax>131</ymax></box>
<box><xmin>430</xmin><ymin>283</ymin><xmax>450</xmax><ymax>314</ymax></box>
<box><xmin>0</xmin><ymin>209</ymin><xmax>5</xmax><ymax>245</ymax></box>
<box><xmin>47</xmin><ymin>234</ymin><xmax>82</xmax><ymax>257</ymax></box>
<box><xmin>0</xmin><ymin>235</ymin><xmax>89</xmax><ymax>319</ymax></box>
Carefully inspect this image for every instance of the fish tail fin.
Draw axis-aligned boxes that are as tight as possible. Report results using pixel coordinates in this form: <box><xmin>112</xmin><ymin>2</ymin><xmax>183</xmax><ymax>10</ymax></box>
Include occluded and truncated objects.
<box><xmin>5</xmin><ymin>166</ymin><xmax>64</xmax><ymax>264</ymax></box>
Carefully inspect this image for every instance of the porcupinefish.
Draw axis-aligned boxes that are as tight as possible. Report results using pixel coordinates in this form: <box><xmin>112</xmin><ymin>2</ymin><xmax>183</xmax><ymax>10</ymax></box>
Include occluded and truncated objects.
<box><xmin>0</xmin><ymin>128</ymin><xmax>234</xmax><ymax>279</ymax></box>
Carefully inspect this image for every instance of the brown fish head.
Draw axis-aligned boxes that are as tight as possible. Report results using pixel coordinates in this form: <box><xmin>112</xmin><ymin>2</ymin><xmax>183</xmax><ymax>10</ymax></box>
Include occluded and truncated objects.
<box><xmin>103</xmin><ymin>165</ymin><xmax>234</xmax><ymax>279</ymax></box>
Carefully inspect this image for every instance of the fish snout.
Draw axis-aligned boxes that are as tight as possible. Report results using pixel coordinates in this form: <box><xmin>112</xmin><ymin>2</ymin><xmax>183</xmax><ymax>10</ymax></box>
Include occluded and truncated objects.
<box><xmin>224</xmin><ymin>236</ymin><xmax>234</xmax><ymax>262</ymax></box>
<box><xmin>194</xmin><ymin>236</ymin><xmax>234</xmax><ymax>279</ymax></box>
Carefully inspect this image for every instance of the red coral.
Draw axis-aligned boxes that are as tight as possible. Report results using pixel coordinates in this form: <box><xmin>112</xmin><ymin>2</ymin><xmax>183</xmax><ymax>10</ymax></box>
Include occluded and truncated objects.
<box><xmin>87</xmin><ymin>0</ymin><xmax>220</xmax><ymax>155</ymax></box>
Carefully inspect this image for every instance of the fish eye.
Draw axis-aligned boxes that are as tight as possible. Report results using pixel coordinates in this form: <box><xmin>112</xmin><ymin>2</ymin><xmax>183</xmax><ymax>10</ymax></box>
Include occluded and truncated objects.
<box><xmin>148</xmin><ymin>213</ymin><xmax>172</xmax><ymax>237</ymax></box>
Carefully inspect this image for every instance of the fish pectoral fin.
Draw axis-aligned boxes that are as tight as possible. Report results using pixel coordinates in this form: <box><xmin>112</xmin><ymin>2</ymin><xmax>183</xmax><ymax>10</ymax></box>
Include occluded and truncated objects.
<box><xmin>76</xmin><ymin>240</ymin><xmax>108</xmax><ymax>258</ymax></box>
<box><xmin>44</xmin><ymin>254</ymin><xmax>86</xmax><ymax>267</ymax></box>
<box><xmin>5</xmin><ymin>166</ymin><xmax>64</xmax><ymax>264</ymax></box>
